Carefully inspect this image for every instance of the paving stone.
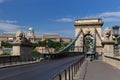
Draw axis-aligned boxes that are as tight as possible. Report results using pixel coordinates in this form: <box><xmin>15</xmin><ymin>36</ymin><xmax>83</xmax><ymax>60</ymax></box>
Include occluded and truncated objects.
<box><xmin>74</xmin><ymin>60</ymin><xmax>120</xmax><ymax>80</ymax></box>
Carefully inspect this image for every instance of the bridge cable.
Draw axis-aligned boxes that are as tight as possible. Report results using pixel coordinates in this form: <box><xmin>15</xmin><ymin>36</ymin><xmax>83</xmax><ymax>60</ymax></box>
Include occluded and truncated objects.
<box><xmin>56</xmin><ymin>29</ymin><xmax>82</xmax><ymax>54</ymax></box>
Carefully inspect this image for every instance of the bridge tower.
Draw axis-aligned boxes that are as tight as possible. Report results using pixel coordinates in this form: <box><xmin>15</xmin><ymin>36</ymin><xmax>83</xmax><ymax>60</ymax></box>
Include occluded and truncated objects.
<box><xmin>74</xmin><ymin>18</ymin><xmax>103</xmax><ymax>53</ymax></box>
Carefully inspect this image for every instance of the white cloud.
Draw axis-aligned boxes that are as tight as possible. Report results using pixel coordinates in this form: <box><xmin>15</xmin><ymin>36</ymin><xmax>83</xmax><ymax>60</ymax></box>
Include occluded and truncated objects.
<box><xmin>85</xmin><ymin>11</ymin><xmax>120</xmax><ymax>22</ymax></box>
<box><xmin>0</xmin><ymin>20</ymin><xmax>17</xmax><ymax>24</ymax></box>
<box><xmin>0</xmin><ymin>23</ymin><xmax>20</xmax><ymax>32</ymax></box>
<box><xmin>99</xmin><ymin>12</ymin><xmax>120</xmax><ymax>17</ymax></box>
<box><xmin>0</xmin><ymin>0</ymin><xmax>7</xmax><ymax>3</ymax></box>
<box><xmin>0</xmin><ymin>20</ymin><xmax>27</xmax><ymax>33</ymax></box>
<box><xmin>102</xmin><ymin>17</ymin><xmax>120</xmax><ymax>22</ymax></box>
<box><xmin>56</xmin><ymin>18</ymin><xmax>73</xmax><ymax>22</ymax></box>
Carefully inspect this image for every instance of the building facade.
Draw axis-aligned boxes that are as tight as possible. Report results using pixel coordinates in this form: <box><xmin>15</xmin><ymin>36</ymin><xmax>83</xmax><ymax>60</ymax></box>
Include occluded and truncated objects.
<box><xmin>35</xmin><ymin>47</ymin><xmax>55</xmax><ymax>54</ymax></box>
<box><xmin>0</xmin><ymin>32</ymin><xmax>16</xmax><ymax>42</ymax></box>
<box><xmin>27</xmin><ymin>27</ymin><xmax>35</xmax><ymax>42</ymax></box>
<box><xmin>0</xmin><ymin>28</ymin><xmax>72</xmax><ymax>43</ymax></box>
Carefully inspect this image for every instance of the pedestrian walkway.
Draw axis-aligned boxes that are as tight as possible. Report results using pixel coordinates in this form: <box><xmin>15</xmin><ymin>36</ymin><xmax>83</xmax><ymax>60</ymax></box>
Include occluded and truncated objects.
<box><xmin>74</xmin><ymin>60</ymin><xmax>120</xmax><ymax>80</ymax></box>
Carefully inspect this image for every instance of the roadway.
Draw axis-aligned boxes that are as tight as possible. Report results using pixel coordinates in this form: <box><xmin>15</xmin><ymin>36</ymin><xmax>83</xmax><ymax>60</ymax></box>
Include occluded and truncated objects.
<box><xmin>0</xmin><ymin>55</ymin><xmax>82</xmax><ymax>80</ymax></box>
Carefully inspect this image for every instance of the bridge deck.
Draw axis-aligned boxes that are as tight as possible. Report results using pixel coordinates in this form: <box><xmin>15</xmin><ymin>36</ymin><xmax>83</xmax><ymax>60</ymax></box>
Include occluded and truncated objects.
<box><xmin>0</xmin><ymin>56</ymin><xmax>82</xmax><ymax>80</ymax></box>
<box><xmin>74</xmin><ymin>60</ymin><xmax>120</xmax><ymax>80</ymax></box>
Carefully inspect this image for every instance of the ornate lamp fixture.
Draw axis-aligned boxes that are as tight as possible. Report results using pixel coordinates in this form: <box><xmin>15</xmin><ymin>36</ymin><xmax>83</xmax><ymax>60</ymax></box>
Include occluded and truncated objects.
<box><xmin>112</xmin><ymin>25</ymin><xmax>120</xmax><ymax>56</ymax></box>
<box><xmin>112</xmin><ymin>26</ymin><xmax>119</xmax><ymax>37</ymax></box>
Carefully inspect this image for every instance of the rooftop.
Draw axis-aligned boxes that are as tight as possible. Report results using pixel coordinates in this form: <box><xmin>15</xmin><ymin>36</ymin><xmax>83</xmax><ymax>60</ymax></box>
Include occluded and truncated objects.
<box><xmin>28</xmin><ymin>27</ymin><xmax>34</xmax><ymax>31</ymax></box>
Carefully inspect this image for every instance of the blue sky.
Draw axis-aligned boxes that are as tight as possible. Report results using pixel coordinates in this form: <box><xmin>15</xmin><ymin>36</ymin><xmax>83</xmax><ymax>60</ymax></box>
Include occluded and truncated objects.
<box><xmin>0</xmin><ymin>0</ymin><xmax>120</xmax><ymax>37</ymax></box>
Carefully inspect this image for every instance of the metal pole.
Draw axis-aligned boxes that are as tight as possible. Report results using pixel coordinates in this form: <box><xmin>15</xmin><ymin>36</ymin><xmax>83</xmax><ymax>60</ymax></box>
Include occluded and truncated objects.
<box><xmin>69</xmin><ymin>67</ymin><xmax>71</xmax><ymax>80</ymax></box>
<box><xmin>114</xmin><ymin>37</ymin><xmax>119</xmax><ymax>56</ymax></box>
<box><xmin>46</xmin><ymin>39</ymin><xmax>50</xmax><ymax>54</ymax></box>
<box><xmin>65</xmin><ymin>70</ymin><xmax>67</xmax><ymax>80</ymax></box>
<box><xmin>93</xmin><ymin>28</ymin><xmax>96</xmax><ymax>59</ymax></box>
<box><xmin>71</xmin><ymin>65</ymin><xmax>73</xmax><ymax>80</ymax></box>
<box><xmin>59</xmin><ymin>74</ymin><xmax>62</xmax><ymax>80</ymax></box>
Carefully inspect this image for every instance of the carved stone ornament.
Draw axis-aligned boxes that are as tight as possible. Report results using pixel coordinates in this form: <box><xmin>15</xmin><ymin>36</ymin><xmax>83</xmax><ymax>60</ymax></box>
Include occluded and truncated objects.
<box><xmin>103</xmin><ymin>27</ymin><xmax>112</xmax><ymax>40</ymax></box>
<box><xmin>14</xmin><ymin>30</ymin><xmax>30</xmax><ymax>43</ymax></box>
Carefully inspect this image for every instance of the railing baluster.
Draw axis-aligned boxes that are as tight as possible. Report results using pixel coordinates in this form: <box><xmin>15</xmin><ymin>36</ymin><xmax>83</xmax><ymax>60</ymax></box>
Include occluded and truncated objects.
<box><xmin>65</xmin><ymin>70</ymin><xmax>67</xmax><ymax>80</ymax></box>
<box><xmin>59</xmin><ymin>74</ymin><xmax>62</xmax><ymax>80</ymax></box>
<box><xmin>69</xmin><ymin>67</ymin><xmax>70</xmax><ymax>80</ymax></box>
<box><xmin>71</xmin><ymin>65</ymin><xmax>73</xmax><ymax>80</ymax></box>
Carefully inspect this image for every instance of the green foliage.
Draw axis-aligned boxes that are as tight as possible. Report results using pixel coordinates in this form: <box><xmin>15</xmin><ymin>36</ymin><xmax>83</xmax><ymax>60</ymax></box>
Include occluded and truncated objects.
<box><xmin>84</xmin><ymin>36</ymin><xmax>93</xmax><ymax>49</ymax></box>
<box><xmin>60</xmin><ymin>42</ymin><xmax>69</xmax><ymax>49</ymax></box>
<box><xmin>117</xmin><ymin>37</ymin><xmax>120</xmax><ymax>44</ymax></box>
<box><xmin>1</xmin><ymin>41</ymin><xmax>12</xmax><ymax>48</ymax></box>
<box><xmin>32</xmin><ymin>50</ymin><xmax>40</xmax><ymax>56</ymax></box>
<box><xmin>0</xmin><ymin>53</ymin><xmax>10</xmax><ymax>56</ymax></box>
<box><xmin>46</xmin><ymin>39</ymin><xmax>69</xmax><ymax>51</ymax></box>
<box><xmin>38</xmin><ymin>40</ymin><xmax>46</xmax><ymax>47</ymax></box>
<box><xmin>31</xmin><ymin>42</ymin><xmax>38</xmax><ymax>49</ymax></box>
<box><xmin>32</xmin><ymin>39</ymin><xmax>70</xmax><ymax>52</ymax></box>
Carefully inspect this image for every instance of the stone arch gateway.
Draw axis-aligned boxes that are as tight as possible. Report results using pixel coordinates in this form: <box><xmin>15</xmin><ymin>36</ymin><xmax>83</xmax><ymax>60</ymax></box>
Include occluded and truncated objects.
<box><xmin>74</xmin><ymin>18</ymin><xmax>104</xmax><ymax>53</ymax></box>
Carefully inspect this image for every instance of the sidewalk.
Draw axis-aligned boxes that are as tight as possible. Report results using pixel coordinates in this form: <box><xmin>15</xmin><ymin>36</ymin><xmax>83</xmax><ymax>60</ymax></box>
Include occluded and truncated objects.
<box><xmin>74</xmin><ymin>60</ymin><xmax>120</xmax><ymax>80</ymax></box>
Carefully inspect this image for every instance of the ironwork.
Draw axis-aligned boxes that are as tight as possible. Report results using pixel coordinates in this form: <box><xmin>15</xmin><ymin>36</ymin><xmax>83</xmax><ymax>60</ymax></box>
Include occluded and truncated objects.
<box><xmin>112</xmin><ymin>26</ymin><xmax>119</xmax><ymax>37</ymax></box>
<box><xmin>112</xmin><ymin>26</ymin><xmax>119</xmax><ymax>56</ymax></box>
<box><xmin>45</xmin><ymin>39</ymin><xmax>49</xmax><ymax>54</ymax></box>
<box><xmin>51</xmin><ymin>55</ymin><xmax>85</xmax><ymax>80</ymax></box>
<box><xmin>57</xmin><ymin>29</ymin><xmax>82</xmax><ymax>54</ymax></box>
<box><xmin>93</xmin><ymin>28</ymin><xmax>96</xmax><ymax>54</ymax></box>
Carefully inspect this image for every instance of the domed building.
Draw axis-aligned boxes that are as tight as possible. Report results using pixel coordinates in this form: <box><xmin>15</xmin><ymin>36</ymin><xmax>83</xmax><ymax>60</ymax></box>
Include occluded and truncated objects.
<box><xmin>27</xmin><ymin>27</ymin><xmax>35</xmax><ymax>42</ymax></box>
<box><xmin>28</xmin><ymin>27</ymin><xmax>34</xmax><ymax>32</ymax></box>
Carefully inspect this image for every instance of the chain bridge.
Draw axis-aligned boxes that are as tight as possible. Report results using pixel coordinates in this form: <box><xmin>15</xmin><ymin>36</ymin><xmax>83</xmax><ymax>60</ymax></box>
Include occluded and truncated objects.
<box><xmin>0</xmin><ymin>18</ymin><xmax>120</xmax><ymax>80</ymax></box>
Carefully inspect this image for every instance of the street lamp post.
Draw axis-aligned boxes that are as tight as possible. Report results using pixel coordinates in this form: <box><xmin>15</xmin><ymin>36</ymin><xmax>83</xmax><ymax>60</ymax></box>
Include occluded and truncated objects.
<box><xmin>46</xmin><ymin>39</ymin><xmax>49</xmax><ymax>54</ymax></box>
<box><xmin>112</xmin><ymin>26</ymin><xmax>119</xmax><ymax>56</ymax></box>
<box><xmin>92</xmin><ymin>28</ymin><xmax>96</xmax><ymax>59</ymax></box>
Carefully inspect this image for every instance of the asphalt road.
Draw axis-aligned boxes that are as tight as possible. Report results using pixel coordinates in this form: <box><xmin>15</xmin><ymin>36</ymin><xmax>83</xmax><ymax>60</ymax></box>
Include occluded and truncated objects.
<box><xmin>0</xmin><ymin>55</ymin><xmax>82</xmax><ymax>80</ymax></box>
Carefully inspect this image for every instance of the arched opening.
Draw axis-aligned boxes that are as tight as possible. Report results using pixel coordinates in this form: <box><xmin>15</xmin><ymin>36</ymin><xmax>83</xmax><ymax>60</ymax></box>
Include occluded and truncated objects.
<box><xmin>83</xmin><ymin>34</ymin><xmax>94</xmax><ymax>59</ymax></box>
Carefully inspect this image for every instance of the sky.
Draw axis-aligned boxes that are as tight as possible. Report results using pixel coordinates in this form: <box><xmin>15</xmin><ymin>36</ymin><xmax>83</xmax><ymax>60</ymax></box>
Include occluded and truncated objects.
<box><xmin>0</xmin><ymin>0</ymin><xmax>120</xmax><ymax>37</ymax></box>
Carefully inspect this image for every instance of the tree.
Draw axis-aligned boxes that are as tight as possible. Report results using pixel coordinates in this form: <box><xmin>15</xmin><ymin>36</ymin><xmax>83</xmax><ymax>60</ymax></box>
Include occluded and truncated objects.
<box><xmin>117</xmin><ymin>37</ymin><xmax>120</xmax><ymax>44</ymax></box>
<box><xmin>1</xmin><ymin>41</ymin><xmax>12</xmax><ymax>48</ymax></box>
<box><xmin>0</xmin><ymin>53</ymin><xmax>10</xmax><ymax>56</ymax></box>
<box><xmin>34</xmin><ymin>39</ymin><xmax>70</xmax><ymax>52</ymax></box>
<box><xmin>84</xmin><ymin>35</ymin><xmax>93</xmax><ymax>49</ymax></box>
<box><xmin>31</xmin><ymin>42</ymin><xmax>38</xmax><ymax>49</ymax></box>
<box><xmin>38</xmin><ymin>40</ymin><xmax>46</xmax><ymax>47</ymax></box>
<box><xmin>32</xmin><ymin>49</ymin><xmax>41</xmax><ymax>56</ymax></box>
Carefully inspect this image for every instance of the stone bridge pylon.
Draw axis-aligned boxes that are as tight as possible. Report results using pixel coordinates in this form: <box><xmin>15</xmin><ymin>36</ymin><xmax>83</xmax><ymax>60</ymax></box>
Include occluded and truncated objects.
<box><xmin>74</xmin><ymin>18</ymin><xmax>114</xmax><ymax>55</ymax></box>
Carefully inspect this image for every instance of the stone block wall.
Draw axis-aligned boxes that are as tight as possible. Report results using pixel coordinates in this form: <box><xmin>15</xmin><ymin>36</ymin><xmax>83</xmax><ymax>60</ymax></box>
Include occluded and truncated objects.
<box><xmin>103</xmin><ymin>55</ymin><xmax>120</xmax><ymax>70</ymax></box>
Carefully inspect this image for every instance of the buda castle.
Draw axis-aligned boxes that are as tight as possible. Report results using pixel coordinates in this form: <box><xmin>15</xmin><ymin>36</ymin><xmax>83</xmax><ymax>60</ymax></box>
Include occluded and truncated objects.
<box><xmin>0</xmin><ymin>28</ymin><xmax>72</xmax><ymax>43</ymax></box>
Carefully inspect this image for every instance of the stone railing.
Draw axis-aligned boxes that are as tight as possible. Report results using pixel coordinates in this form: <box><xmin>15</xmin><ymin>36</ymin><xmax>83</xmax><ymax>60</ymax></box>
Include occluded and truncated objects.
<box><xmin>51</xmin><ymin>55</ymin><xmax>85</xmax><ymax>80</ymax></box>
<box><xmin>103</xmin><ymin>55</ymin><xmax>120</xmax><ymax>70</ymax></box>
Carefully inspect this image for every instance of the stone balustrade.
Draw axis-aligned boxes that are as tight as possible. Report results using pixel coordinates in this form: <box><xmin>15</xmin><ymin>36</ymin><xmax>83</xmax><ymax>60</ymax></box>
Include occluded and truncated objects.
<box><xmin>103</xmin><ymin>55</ymin><xmax>120</xmax><ymax>70</ymax></box>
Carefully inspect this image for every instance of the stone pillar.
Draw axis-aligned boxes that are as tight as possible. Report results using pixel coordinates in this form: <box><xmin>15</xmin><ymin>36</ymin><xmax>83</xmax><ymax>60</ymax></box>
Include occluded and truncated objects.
<box><xmin>102</xmin><ymin>41</ymin><xmax>114</xmax><ymax>56</ymax></box>
<box><xmin>11</xmin><ymin>30</ymin><xmax>32</xmax><ymax>60</ymax></box>
<box><xmin>12</xmin><ymin>42</ymin><xmax>32</xmax><ymax>57</ymax></box>
<box><xmin>74</xmin><ymin>18</ymin><xmax>103</xmax><ymax>52</ymax></box>
<box><xmin>102</xmin><ymin>27</ymin><xmax>114</xmax><ymax>56</ymax></box>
